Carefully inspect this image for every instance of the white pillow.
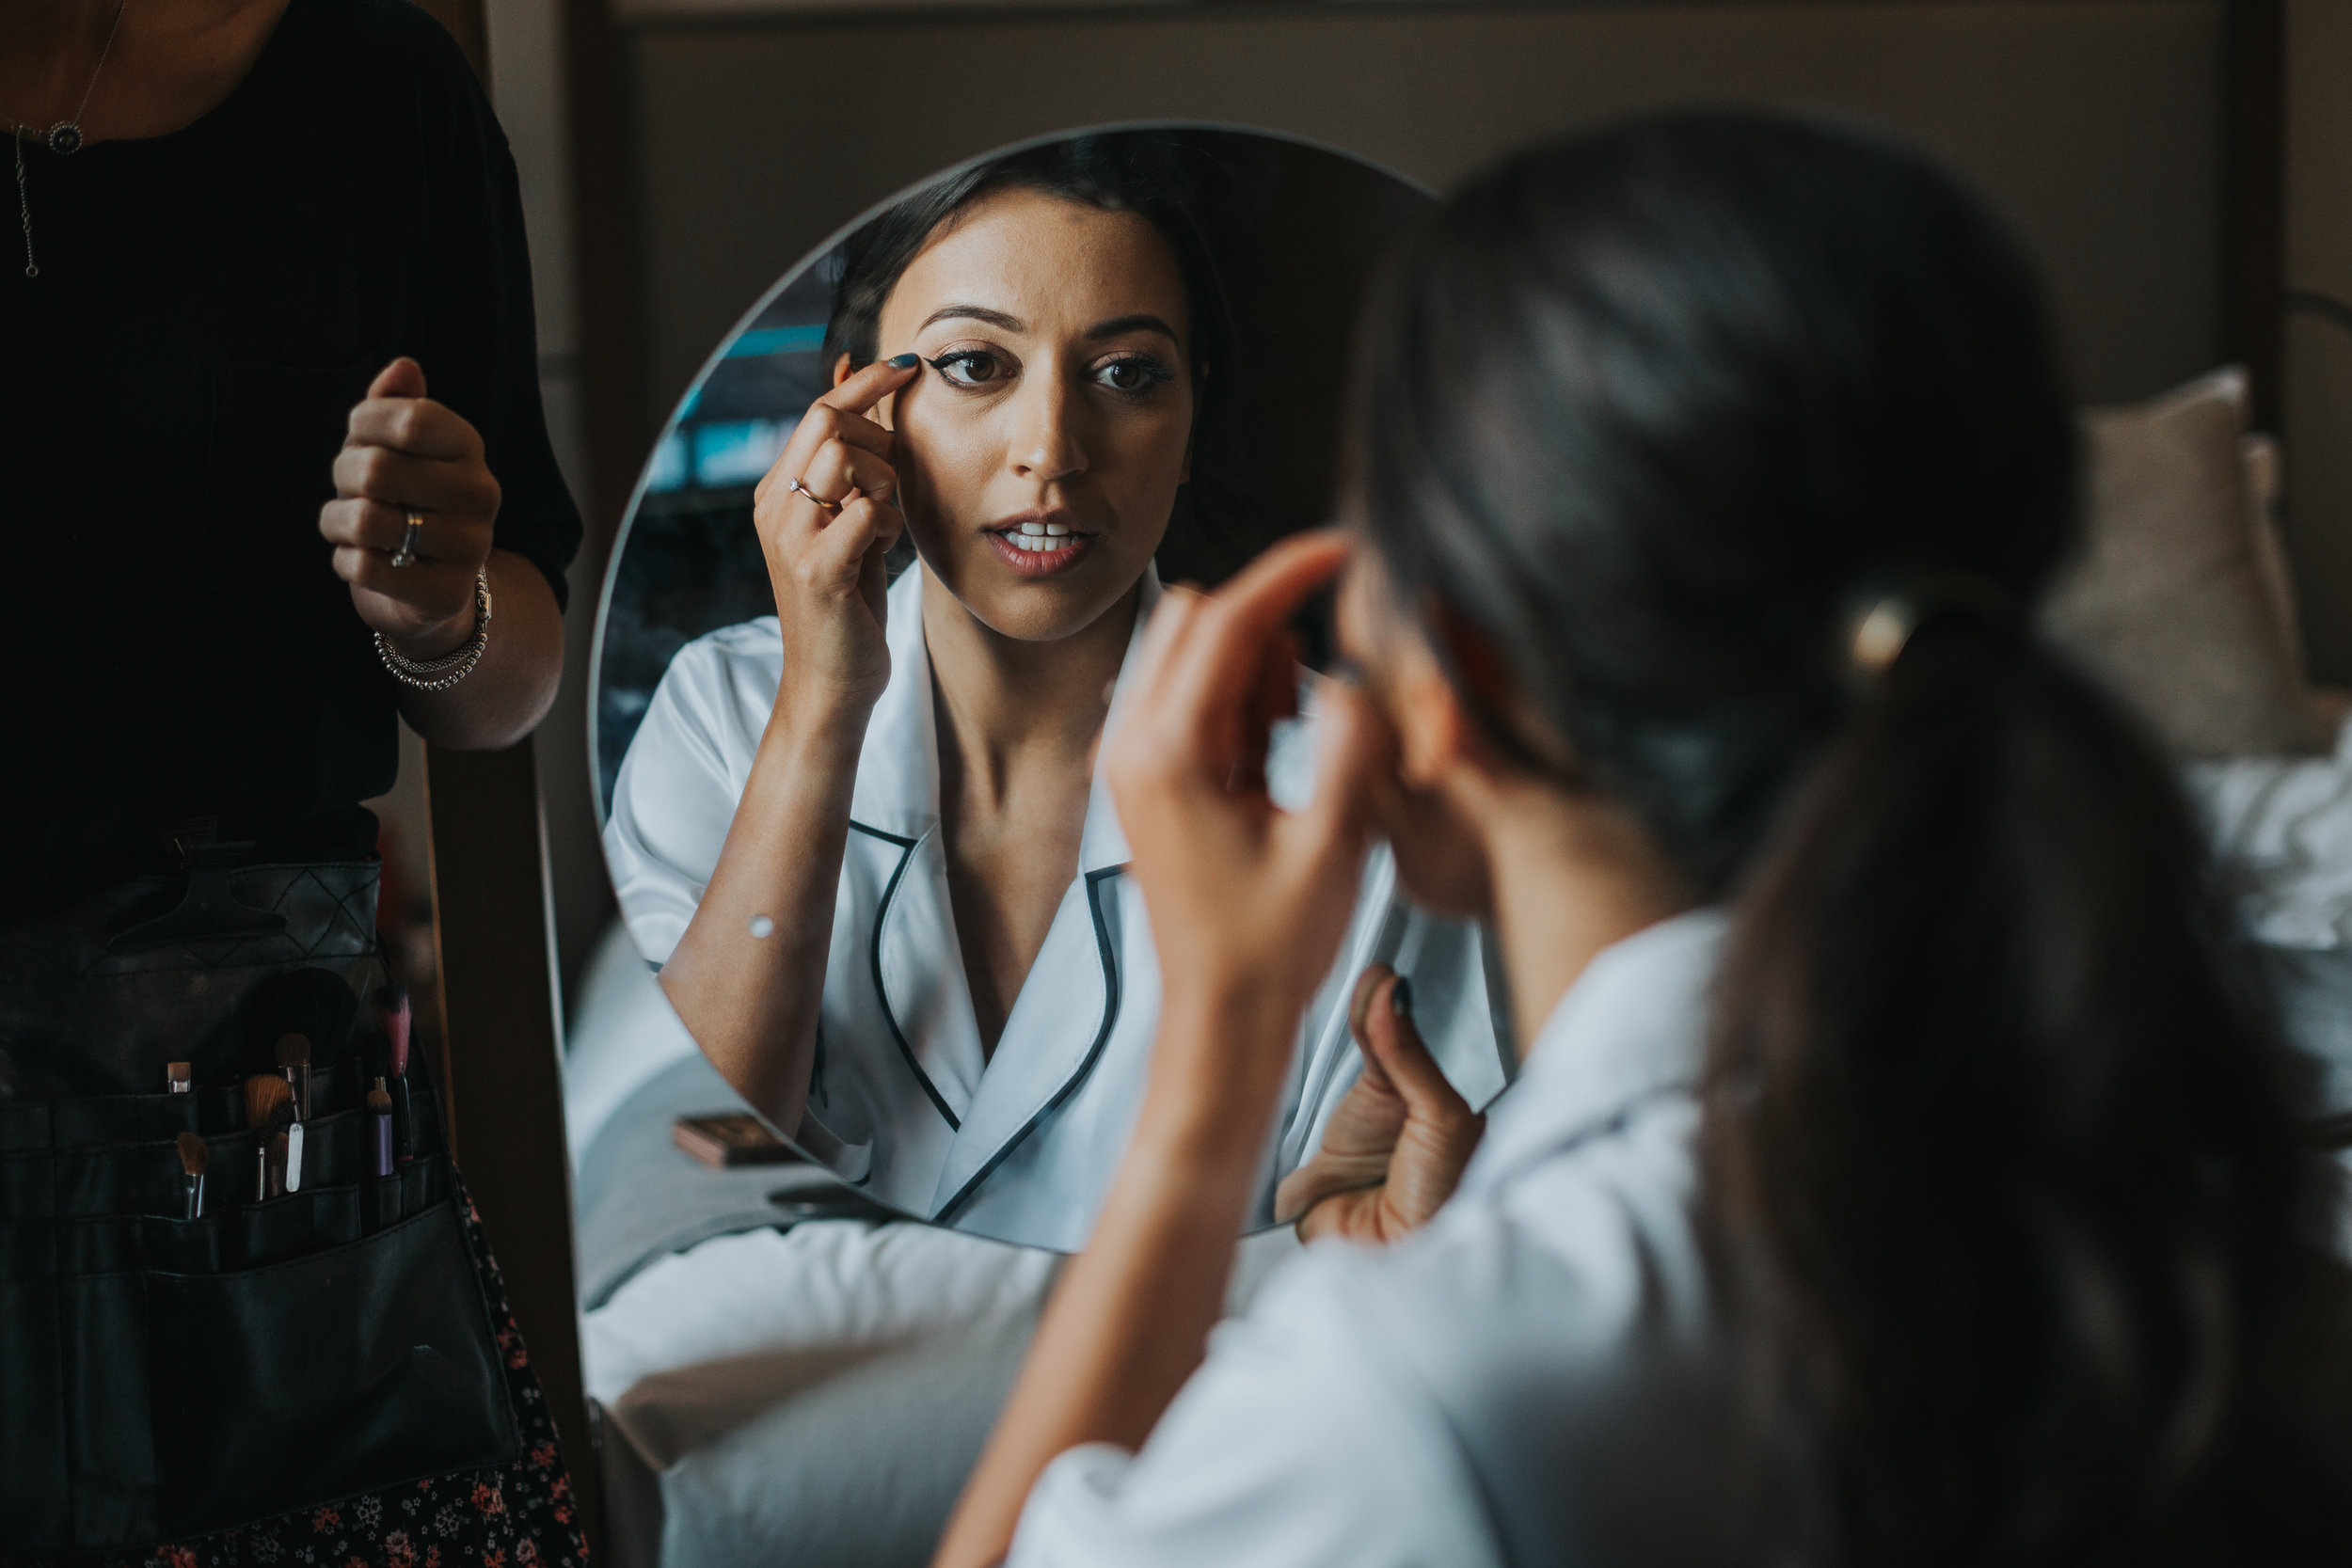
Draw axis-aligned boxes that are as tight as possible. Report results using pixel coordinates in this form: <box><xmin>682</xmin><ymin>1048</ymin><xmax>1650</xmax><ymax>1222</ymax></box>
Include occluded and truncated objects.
<box><xmin>2044</xmin><ymin>368</ymin><xmax>2326</xmax><ymax>757</ymax></box>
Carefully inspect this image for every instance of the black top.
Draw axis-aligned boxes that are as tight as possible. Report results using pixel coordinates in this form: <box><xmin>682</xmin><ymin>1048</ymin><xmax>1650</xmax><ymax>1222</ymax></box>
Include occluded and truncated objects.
<box><xmin>0</xmin><ymin>0</ymin><xmax>580</xmax><ymax>891</ymax></box>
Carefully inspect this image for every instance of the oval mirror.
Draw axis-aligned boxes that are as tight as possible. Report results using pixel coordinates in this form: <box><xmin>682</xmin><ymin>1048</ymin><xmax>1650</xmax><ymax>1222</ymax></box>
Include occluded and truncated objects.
<box><xmin>580</xmin><ymin>125</ymin><xmax>1511</xmax><ymax>1259</ymax></box>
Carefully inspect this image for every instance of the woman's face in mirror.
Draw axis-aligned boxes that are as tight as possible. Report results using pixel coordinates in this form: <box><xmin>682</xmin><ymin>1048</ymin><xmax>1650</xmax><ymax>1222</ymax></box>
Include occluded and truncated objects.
<box><xmin>866</xmin><ymin>186</ymin><xmax>1197</xmax><ymax>641</ymax></box>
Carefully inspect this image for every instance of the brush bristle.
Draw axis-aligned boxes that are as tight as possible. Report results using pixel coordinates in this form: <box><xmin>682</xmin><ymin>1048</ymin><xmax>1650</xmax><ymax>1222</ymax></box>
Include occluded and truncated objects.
<box><xmin>243</xmin><ymin>1073</ymin><xmax>292</xmax><ymax>1128</ymax></box>
<box><xmin>167</xmin><ymin>1061</ymin><xmax>192</xmax><ymax>1085</ymax></box>
<box><xmin>176</xmin><ymin>1131</ymin><xmax>208</xmax><ymax>1177</ymax></box>
<box><xmin>367</xmin><ymin>1086</ymin><xmax>393</xmax><ymax>1113</ymax></box>
<box><xmin>275</xmin><ymin>1032</ymin><xmax>310</xmax><ymax>1069</ymax></box>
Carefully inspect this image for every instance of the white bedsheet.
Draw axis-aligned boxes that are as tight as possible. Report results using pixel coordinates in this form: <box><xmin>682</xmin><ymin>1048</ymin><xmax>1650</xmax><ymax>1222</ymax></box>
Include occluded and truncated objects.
<box><xmin>563</xmin><ymin>919</ymin><xmax>703</xmax><ymax>1168</ymax></box>
<box><xmin>2186</xmin><ymin>711</ymin><xmax>2352</xmax><ymax>951</ymax></box>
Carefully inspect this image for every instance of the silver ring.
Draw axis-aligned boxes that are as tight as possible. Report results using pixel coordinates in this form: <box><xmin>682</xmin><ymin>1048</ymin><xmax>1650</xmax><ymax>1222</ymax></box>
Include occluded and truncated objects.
<box><xmin>787</xmin><ymin>476</ymin><xmax>842</xmax><ymax>515</ymax></box>
<box><xmin>389</xmin><ymin>512</ymin><xmax>425</xmax><ymax>569</ymax></box>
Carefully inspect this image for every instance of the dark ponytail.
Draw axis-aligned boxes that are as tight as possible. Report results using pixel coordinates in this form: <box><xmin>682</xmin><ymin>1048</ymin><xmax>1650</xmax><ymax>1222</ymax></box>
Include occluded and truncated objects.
<box><xmin>1348</xmin><ymin>109</ymin><xmax>2352</xmax><ymax>1561</ymax></box>
<box><xmin>1708</xmin><ymin>617</ymin><xmax>2348</xmax><ymax>1562</ymax></box>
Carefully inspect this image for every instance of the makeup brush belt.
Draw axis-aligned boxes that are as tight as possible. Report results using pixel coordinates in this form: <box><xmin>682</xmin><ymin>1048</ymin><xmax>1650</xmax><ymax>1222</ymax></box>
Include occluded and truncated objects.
<box><xmin>0</xmin><ymin>851</ymin><xmax>524</xmax><ymax>1555</ymax></box>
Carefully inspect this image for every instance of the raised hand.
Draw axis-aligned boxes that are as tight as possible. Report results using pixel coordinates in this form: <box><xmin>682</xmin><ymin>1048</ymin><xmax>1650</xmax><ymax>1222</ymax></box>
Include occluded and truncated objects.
<box><xmin>1275</xmin><ymin>964</ymin><xmax>1486</xmax><ymax>1243</ymax></box>
<box><xmin>320</xmin><ymin>357</ymin><xmax>500</xmax><ymax>657</ymax></box>
<box><xmin>750</xmin><ymin>355</ymin><xmax>922</xmax><ymax>716</ymax></box>
<box><xmin>1104</xmin><ymin>531</ymin><xmax>1390</xmax><ymax>1117</ymax></box>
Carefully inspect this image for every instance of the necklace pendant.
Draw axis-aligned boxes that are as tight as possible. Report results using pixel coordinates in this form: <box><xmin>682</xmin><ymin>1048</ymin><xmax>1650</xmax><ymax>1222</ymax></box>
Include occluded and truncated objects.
<box><xmin>46</xmin><ymin>121</ymin><xmax>81</xmax><ymax>156</ymax></box>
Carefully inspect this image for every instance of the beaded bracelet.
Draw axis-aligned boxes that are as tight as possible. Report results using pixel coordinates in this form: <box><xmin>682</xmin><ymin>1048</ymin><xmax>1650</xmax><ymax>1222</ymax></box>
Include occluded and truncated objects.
<box><xmin>376</xmin><ymin>568</ymin><xmax>493</xmax><ymax>692</ymax></box>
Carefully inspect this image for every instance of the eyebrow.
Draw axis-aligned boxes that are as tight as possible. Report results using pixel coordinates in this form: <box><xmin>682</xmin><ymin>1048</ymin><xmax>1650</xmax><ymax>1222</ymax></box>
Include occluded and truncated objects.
<box><xmin>915</xmin><ymin>305</ymin><xmax>1183</xmax><ymax>348</ymax></box>
<box><xmin>918</xmin><ymin>305</ymin><xmax>1025</xmax><ymax>334</ymax></box>
<box><xmin>1086</xmin><ymin>313</ymin><xmax>1182</xmax><ymax>347</ymax></box>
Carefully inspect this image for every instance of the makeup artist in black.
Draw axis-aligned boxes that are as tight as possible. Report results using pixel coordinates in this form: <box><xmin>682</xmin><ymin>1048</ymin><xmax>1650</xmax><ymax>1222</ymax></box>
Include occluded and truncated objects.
<box><xmin>0</xmin><ymin>1</ymin><xmax>586</xmax><ymax>1563</ymax></box>
<box><xmin>0</xmin><ymin>0</ymin><xmax>573</xmax><ymax>903</ymax></box>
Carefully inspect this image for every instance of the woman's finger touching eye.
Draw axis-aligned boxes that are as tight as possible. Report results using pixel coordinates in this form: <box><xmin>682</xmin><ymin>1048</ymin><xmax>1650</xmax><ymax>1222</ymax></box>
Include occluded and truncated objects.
<box><xmin>925</xmin><ymin>347</ymin><xmax>1012</xmax><ymax>390</ymax></box>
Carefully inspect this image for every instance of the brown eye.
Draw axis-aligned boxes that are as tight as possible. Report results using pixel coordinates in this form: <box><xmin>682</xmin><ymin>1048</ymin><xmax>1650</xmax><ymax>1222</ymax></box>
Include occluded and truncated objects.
<box><xmin>1092</xmin><ymin>356</ymin><xmax>1173</xmax><ymax>396</ymax></box>
<box><xmin>930</xmin><ymin>351</ymin><xmax>1007</xmax><ymax>389</ymax></box>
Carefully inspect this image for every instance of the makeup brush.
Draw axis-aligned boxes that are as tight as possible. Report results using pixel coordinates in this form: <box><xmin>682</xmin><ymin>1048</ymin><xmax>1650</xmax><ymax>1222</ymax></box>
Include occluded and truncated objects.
<box><xmin>242</xmin><ymin>1073</ymin><xmax>291</xmax><ymax>1199</ymax></box>
<box><xmin>274</xmin><ymin>1033</ymin><xmax>312</xmax><ymax>1120</ymax></box>
<box><xmin>176</xmin><ymin>1131</ymin><xmax>208</xmax><ymax>1220</ymax></box>
<box><xmin>167</xmin><ymin>1061</ymin><xmax>192</xmax><ymax>1095</ymax></box>
<box><xmin>367</xmin><ymin>1084</ymin><xmax>395</xmax><ymax>1179</ymax></box>
<box><xmin>268</xmin><ymin>1126</ymin><xmax>292</xmax><ymax>1200</ymax></box>
<box><xmin>374</xmin><ymin>985</ymin><xmax>413</xmax><ymax>1165</ymax></box>
<box><xmin>255</xmin><ymin>1100</ymin><xmax>294</xmax><ymax>1198</ymax></box>
<box><xmin>242</xmin><ymin>1071</ymin><xmax>291</xmax><ymax>1131</ymax></box>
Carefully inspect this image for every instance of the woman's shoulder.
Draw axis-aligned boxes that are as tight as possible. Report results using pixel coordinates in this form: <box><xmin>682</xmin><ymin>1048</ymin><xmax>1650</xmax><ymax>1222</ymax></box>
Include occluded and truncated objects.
<box><xmin>1295</xmin><ymin>1091</ymin><xmax>1708</xmax><ymax>1350</ymax></box>
<box><xmin>310</xmin><ymin>0</ymin><xmax>477</xmax><ymax>69</ymax></box>
<box><xmin>278</xmin><ymin>0</ymin><xmax>479</xmax><ymax>87</ymax></box>
<box><xmin>266</xmin><ymin>0</ymin><xmax>497</xmax><ymax>142</ymax></box>
<box><xmin>662</xmin><ymin>618</ymin><xmax>787</xmax><ymax>689</ymax></box>
<box><xmin>621</xmin><ymin>619</ymin><xmax>786</xmax><ymax>768</ymax></box>
<box><xmin>1234</xmin><ymin>1099</ymin><xmax>1734</xmax><ymax>1562</ymax></box>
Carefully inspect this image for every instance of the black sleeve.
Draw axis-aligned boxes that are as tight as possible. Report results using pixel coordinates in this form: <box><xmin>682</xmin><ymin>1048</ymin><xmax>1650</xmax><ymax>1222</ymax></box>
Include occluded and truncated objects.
<box><xmin>413</xmin><ymin>24</ymin><xmax>583</xmax><ymax>611</ymax></box>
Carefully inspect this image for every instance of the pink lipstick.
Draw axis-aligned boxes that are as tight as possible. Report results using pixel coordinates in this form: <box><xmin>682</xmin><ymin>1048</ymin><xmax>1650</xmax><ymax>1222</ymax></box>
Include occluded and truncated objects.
<box><xmin>987</xmin><ymin>510</ymin><xmax>1095</xmax><ymax>578</ymax></box>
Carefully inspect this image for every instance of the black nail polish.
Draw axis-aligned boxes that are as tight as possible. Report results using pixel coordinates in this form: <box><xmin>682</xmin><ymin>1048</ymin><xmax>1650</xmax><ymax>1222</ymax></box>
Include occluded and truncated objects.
<box><xmin>1391</xmin><ymin>974</ymin><xmax>1414</xmax><ymax>1019</ymax></box>
<box><xmin>886</xmin><ymin>352</ymin><xmax>920</xmax><ymax>370</ymax></box>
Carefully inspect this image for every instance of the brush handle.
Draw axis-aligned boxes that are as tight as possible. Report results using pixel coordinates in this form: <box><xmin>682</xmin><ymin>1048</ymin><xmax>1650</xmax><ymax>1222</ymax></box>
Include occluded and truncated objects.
<box><xmin>285</xmin><ymin>1121</ymin><xmax>306</xmax><ymax>1195</ymax></box>
<box><xmin>390</xmin><ymin>1078</ymin><xmax>413</xmax><ymax>1167</ymax></box>
<box><xmin>183</xmin><ymin>1172</ymin><xmax>204</xmax><ymax>1221</ymax></box>
<box><xmin>369</xmin><ymin>1110</ymin><xmax>394</xmax><ymax>1179</ymax></box>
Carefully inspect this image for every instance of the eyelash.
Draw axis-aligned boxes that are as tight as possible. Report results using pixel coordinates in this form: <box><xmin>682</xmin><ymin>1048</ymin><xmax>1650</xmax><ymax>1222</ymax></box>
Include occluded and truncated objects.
<box><xmin>921</xmin><ymin>349</ymin><xmax>1176</xmax><ymax>399</ymax></box>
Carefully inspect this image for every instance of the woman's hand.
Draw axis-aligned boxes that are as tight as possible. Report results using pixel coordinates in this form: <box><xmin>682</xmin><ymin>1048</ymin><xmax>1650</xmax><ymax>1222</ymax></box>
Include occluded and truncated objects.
<box><xmin>1275</xmin><ymin>965</ymin><xmax>1486</xmax><ymax>1243</ymax></box>
<box><xmin>320</xmin><ymin>358</ymin><xmax>501</xmax><ymax>658</ymax></box>
<box><xmin>1105</xmin><ymin>530</ymin><xmax>1391</xmax><ymax>1123</ymax></box>
<box><xmin>750</xmin><ymin>356</ymin><xmax>922</xmax><ymax>717</ymax></box>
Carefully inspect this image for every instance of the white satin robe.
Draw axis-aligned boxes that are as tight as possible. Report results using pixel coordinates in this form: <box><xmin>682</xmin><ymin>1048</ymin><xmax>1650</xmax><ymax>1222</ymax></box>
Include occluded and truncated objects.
<box><xmin>603</xmin><ymin>566</ymin><xmax>1508</xmax><ymax>1251</ymax></box>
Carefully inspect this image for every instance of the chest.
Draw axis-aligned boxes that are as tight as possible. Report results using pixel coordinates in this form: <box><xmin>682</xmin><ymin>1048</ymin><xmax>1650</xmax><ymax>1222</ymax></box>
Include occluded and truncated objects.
<box><xmin>936</xmin><ymin>760</ymin><xmax>1095</xmax><ymax>1041</ymax></box>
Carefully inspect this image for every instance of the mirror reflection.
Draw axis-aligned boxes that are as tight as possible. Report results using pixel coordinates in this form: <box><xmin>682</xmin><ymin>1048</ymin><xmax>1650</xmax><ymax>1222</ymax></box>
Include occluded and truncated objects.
<box><xmin>589</xmin><ymin>127</ymin><xmax>1507</xmax><ymax>1253</ymax></box>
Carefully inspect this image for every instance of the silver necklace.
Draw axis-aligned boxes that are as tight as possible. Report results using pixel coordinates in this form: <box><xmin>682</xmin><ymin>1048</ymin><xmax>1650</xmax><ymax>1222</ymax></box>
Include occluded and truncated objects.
<box><xmin>9</xmin><ymin>0</ymin><xmax>128</xmax><ymax>279</ymax></box>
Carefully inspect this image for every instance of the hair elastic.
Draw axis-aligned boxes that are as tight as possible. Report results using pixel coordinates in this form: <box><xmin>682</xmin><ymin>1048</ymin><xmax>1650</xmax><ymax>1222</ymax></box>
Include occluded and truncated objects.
<box><xmin>1845</xmin><ymin>572</ymin><xmax>2019</xmax><ymax>684</ymax></box>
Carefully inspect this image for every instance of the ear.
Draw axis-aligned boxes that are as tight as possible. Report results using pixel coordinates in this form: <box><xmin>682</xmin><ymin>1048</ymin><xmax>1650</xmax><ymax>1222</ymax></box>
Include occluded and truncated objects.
<box><xmin>1403</xmin><ymin>603</ymin><xmax>1554</xmax><ymax>790</ymax></box>
<box><xmin>1387</xmin><ymin>626</ymin><xmax>1479</xmax><ymax>793</ymax></box>
<box><xmin>831</xmin><ymin>353</ymin><xmax>854</xmax><ymax>388</ymax></box>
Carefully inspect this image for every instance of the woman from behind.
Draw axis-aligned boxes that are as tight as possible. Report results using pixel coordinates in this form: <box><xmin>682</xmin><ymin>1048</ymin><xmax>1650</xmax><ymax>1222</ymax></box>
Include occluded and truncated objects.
<box><xmin>931</xmin><ymin>105</ymin><xmax>2352</xmax><ymax>1568</ymax></box>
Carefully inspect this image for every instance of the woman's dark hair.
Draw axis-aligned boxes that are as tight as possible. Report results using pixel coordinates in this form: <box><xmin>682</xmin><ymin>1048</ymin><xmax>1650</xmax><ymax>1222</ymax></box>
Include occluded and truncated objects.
<box><xmin>822</xmin><ymin>134</ymin><xmax>1262</xmax><ymax>575</ymax></box>
<box><xmin>1350</xmin><ymin>109</ymin><xmax>2350</xmax><ymax>1562</ymax></box>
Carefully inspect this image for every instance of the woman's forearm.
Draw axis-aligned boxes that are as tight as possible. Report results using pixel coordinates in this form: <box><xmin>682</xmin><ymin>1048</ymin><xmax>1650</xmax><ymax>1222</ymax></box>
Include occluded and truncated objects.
<box><xmin>932</xmin><ymin>991</ymin><xmax>1300</xmax><ymax>1568</ymax></box>
<box><xmin>393</xmin><ymin>549</ymin><xmax>564</xmax><ymax>750</ymax></box>
<box><xmin>657</xmin><ymin>695</ymin><xmax>868</xmax><ymax>1133</ymax></box>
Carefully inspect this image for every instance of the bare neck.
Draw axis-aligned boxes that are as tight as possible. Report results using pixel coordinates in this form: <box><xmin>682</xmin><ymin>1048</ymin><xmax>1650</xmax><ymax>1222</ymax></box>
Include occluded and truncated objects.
<box><xmin>1</xmin><ymin>0</ymin><xmax>288</xmax><ymax>147</ymax></box>
<box><xmin>1474</xmin><ymin>783</ymin><xmax>1694</xmax><ymax>1061</ymax></box>
<box><xmin>920</xmin><ymin>570</ymin><xmax>1139</xmax><ymax>808</ymax></box>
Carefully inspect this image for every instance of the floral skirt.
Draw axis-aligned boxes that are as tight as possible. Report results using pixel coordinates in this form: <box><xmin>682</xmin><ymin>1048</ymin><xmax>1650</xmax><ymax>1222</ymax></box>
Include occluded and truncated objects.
<box><xmin>9</xmin><ymin>1184</ymin><xmax>591</xmax><ymax>1568</ymax></box>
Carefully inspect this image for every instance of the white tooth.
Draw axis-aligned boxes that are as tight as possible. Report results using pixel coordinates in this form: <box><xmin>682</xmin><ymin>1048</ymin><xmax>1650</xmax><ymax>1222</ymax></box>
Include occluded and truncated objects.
<box><xmin>1022</xmin><ymin>534</ymin><xmax>1045</xmax><ymax>552</ymax></box>
<box><xmin>1044</xmin><ymin>523</ymin><xmax>1069</xmax><ymax>536</ymax></box>
<box><xmin>1021</xmin><ymin>521</ymin><xmax>1048</xmax><ymax>537</ymax></box>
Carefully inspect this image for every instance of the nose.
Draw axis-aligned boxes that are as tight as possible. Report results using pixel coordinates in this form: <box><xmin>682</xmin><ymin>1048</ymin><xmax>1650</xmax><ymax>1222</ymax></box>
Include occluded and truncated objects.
<box><xmin>1009</xmin><ymin>366</ymin><xmax>1088</xmax><ymax>485</ymax></box>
